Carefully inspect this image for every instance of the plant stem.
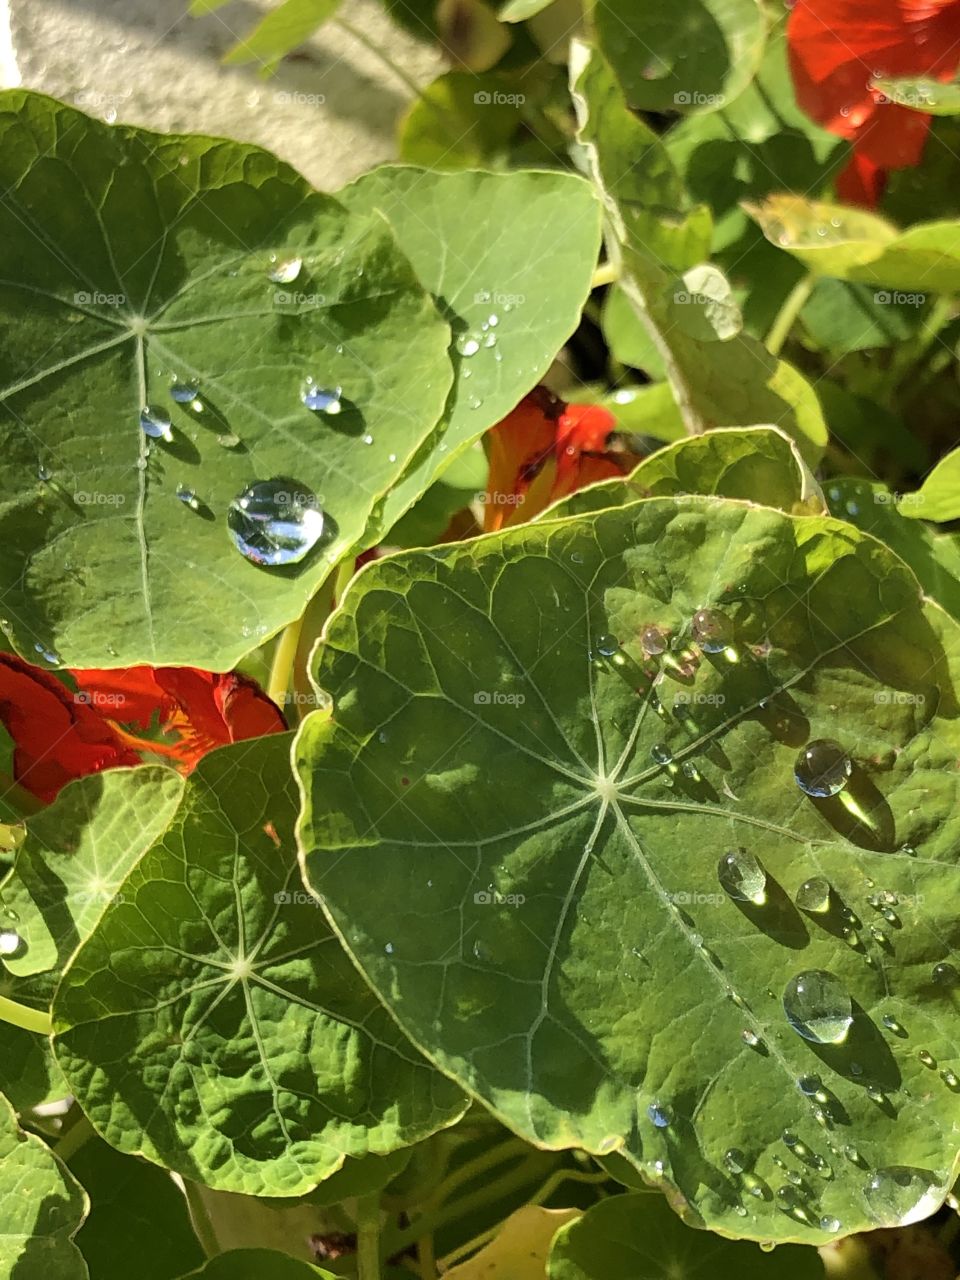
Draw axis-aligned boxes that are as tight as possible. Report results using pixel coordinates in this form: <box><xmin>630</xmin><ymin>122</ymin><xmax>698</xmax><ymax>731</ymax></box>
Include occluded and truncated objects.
<box><xmin>182</xmin><ymin>1180</ymin><xmax>222</xmax><ymax>1259</ymax></box>
<box><xmin>765</xmin><ymin>273</ymin><xmax>815</xmax><ymax>356</ymax></box>
<box><xmin>591</xmin><ymin>261</ymin><xmax>618</xmax><ymax>289</ymax></box>
<box><xmin>333</xmin><ymin>16</ymin><xmax>427</xmax><ymax>103</ymax></box>
<box><xmin>425</xmin><ymin>1137</ymin><xmax>530</xmax><ymax>1209</ymax></box>
<box><xmin>54</xmin><ymin>1115</ymin><xmax>95</xmax><ymax>1163</ymax></box>
<box><xmin>356</xmin><ymin>1193</ymin><xmax>382</xmax><ymax>1280</ymax></box>
<box><xmin>0</xmin><ymin>994</ymin><xmax>51</xmax><ymax>1035</ymax></box>
<box><xmin>266</xmin><ymin>617</ymin><xmax>303</xmax><ymax>711</ymax></box>
<box><xmin>416</xmin><ymin>1230</ymin><xmax>437</xmax><ymax>1279</ymax></box>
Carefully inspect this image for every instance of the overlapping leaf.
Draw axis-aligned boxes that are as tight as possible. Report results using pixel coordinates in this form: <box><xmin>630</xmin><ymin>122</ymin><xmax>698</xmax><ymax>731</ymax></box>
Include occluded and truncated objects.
<box><xmin>0</xmin><ymin>91</ymin><xmax>452</xmax><ymax>669</ymax></box>
<box><xmin>297</xmin><ymin>491</ymin><xmax>960</xmax><ymax>1241</ymax></box>
<box><xmin>53</xmin><ymin>733</ymin><xmax>466</xmax><ymax>1195</ymax></box>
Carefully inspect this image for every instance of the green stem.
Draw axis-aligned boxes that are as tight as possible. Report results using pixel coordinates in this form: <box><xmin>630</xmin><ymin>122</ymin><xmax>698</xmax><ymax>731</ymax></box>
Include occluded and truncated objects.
<box><xmin>887</xmin><ymin>294</ymin><xmax>956</xmax><ymax>398</ymax></box>
<box><xmin>356</xmin><ymin>1193</ymin><xmax>382</xmax><ymax>1280</ymax></box>
<box><xmin>425</xmin><ymin>1137</ymin><xmax>530</xmax><ymax>1210</ymax></box>
<box><xmin>333</xmin><ymin>16</ymin><xmax>428</xmax><ymax>103</ymax></box>
<box><xmin>266</xmin><ymin>617</ymin><xmax>303</xmax><ymax>711</ymax></box>
<box><xmin>54</xmin><ymin>1115</ymin><xmax>95</xmax><ymax>1163</ymax></box>
<box><xmin>0</xmin><ymin>994</ymin><xmax>52</xmax><ymax>1035</ymax></box>
<box><xmin>416</xmin><ymin>1230</ymin><xmax>437</xmax><ymax>1280</ymax></box>
<box><xmin>591</xmin><ymin>261</ymin><xmax>618</xmax><ymax>289</ymax></box>
<box><xmin>182</xmin><ymin>1180</ymin><xmax>222</xmax><ymax>1260</ymax></box>
<box><xmin>765</xmin><ymin>273</ymin><xmax>815</xmax><ymax>356</ymax></box>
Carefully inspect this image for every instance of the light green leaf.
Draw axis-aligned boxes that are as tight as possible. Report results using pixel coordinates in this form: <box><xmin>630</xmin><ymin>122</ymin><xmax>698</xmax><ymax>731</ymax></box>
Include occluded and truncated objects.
<box><xmin>447</xmin><ymin>1206</ymin><xmax>581</xmax><ymax>1278</ymax></box>
<box><xmin>571</xmin><ymin>44</ymin><xmax>827</xmax><ymax>465</ymax></box>
<box><xmin>591</xmin><ymin>0</ymin><xmax>766</xmax><ymax>116</ymax></box>
<box><xmin>499</xmin><ymin>0</ymin><xmax>554</xmax><ymax>18</ymax></box>
<box><xmin>340</xmin><ymin>166</ymin><xmax>602</xmax><ymax>534</ymax></box>
<box><xmin>398</xmin><ymin>74</ymin><xmax>523</xmax><ymax>169</ymax></box>
<box><xmin>297</xmin><ymin>495</ymin><xmax>960</xmax><ymax>1241</ymax></box>
<box><xmin>539</xmin><ymin>426</ymin><xmax>823</xmax><ymax>521</ymax></box>
<box><xmin>548</xmin><ymin>1192</ymin><xmax>824</xmax><ymax>1278</ymax></box>
<box><xmin>2</xmin><ymin>766</ymin><xmax>185</xmax><ymax>979</ymax></box>
<box><xmin>53</xmin><ymin>733</ymin><xmax>466</xmax><ymax>1195</ymax></box>
<box><xmin>70</xmin><ymin>1135</ymin><xmax>204</xmax><ymax>1280</ymax></box>
<box><xmin>0</xmin><ymin>1093</ymin><xmax>88</xmax><ymax>1279</ymax></box>
<box><xmin>223</xmin><ymin>0</ymin><xmax>341</xmax><ymax>68</ymax></box>
<box><xmin>746</xmin><ymin>195</ymin><xmax>960</xmax><ymax>293</ymax></box>
<box><xmin>0</xmin><ymin>91</ymin><xmax>452</xmax><ymax>669</ymax></box>
<box><xmin>800</xmin><ymin>279</ymin><xmax>927</xmax><ymax>356</ymax></box>
<box><xmin>601</xmin><ymin>385</ymin><xmax>685</xmax><ymax>443</ymax></box>
<box><xmin>873</xmin><ymin>77</ymin><xmax>960</xmax><ymax>116</ymax></box>
<box><xmin>896</xmin><ymin>447</ymin><xmax>960</xmax><ymax>523</ymax></box>
<box><xmin>179</xmin><ymin>1251</ymin><xmax>334</xmax><ymax>1280</ymax></box>
<box><xmin>602</xmin><ymin>287</ymin><xmax>666</xmax><ymax>380</ymax></box>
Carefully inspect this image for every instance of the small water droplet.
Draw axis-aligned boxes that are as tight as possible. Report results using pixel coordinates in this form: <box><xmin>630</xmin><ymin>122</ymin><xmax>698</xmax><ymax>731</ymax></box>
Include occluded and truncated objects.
<box><xmin>795</xmin><ymin>876</ymin><xmax>831</xmax><ymax>914</ymax></box>
<box><xmin>741</xmin><ymin>1028</ymin><xmax>761</xmax><ymax>1048</ymax></box>
<box><xmin>268</xmin><ymin>255</ymin><xmax>302</xmax><ymax>284</ymax></box>
<box><xmin>783</xmin><ymin>970</ymin><xmax>853</xmax><ymax>1044</ymax></box>
<box><xmin>863</xmin><ymin>1167</ymin><xmax>944</xmax><ymax>1227</ymax></box>
<box><xmin>918</xmin><ymin>1049</ymin><xmax>936</xmax><ymax>1068</ymax></box>
<box><xmin>169</xmin><ymin>380</ymin><xmax>200</xmax><ymax>405</ymax></box>
<box><xmin>482</xmin><ymin>333</ymin><xmax>497</xmax><ymax>348</ymax></box>
<box><xmin>798</xmin><ymin>1075</ymin><xmax>822</xmax><ymax>1097</ymax></box>
<box><xmin>217</xmin><ymin>432</ymin><xmax>241</xmax><ymax>449</ymax></box>
<box><xmin>725</xmin><ymin>1147</ymin><xmax>747</xmax><ymax>1174</ymax></box>
<box><xmin>647</xmin><ymin>1100</ymin><xmax>673</xmax><ymax>1128</ymax></box>
<box><xmin>456</xmin><ymin>334</ymin><xmax>480</xmax><ymax>357</ymax></box>
<box><xmin>845</xmin><ymin>1145</ymin><xmax>866</xmax><ymax>1167</ymax></box>
<box><xmin>718</xmin><ymin>848</ymin><xmax>767</xmax><ymax>906</ymax></box>
<box><xmin>881</xmin><ymin>1014</ymin><xmax>904</xmax><ymax>1035</ymax></box>
<box><xmin>651</xmin><ymin>743</ymin><xmax>673</xmax><ymax>765</ymax></box>
<box><xmin>941</xmin><ymin>1068</ymin><xmax>959</xmax><ymax>1090</ymax></box>
<box><xmin>227</xmin><ymin>478</ymin><xmax>326</xmax><ymax>567</ymax></box>
<box><xmin>33</xmin><ymin>642</ymin><xmax>61</xmax><ymax>665</ymax></box>
<box><xmin>176</xmin><ymin>484</ymin><xmax>201</xmax><ymax>511</ymax></box>
<box><xmin>794</xmin><ymin>739</ymin><xmax>852</xmax><ymax>798</ymax></box>
<box><xmin>681</xmin><ymin>760</ymin><xmax>701</xmax><ymax>782</ymax></box>
<box><xmin>867</xmin><ymin>1085</ymin><xmax>886</xmax><ymax>1105</ymax></box>
<box><xmin>691</xmin><ymin>607</ymin><xmax>735</xmax><ymax>655</ymax></box>
<box><xmin>140</xmin><ymin>405</ymin><xmax>173</xmax><ymax>442</ymax></box>
<box><xmin>384</xmin><ymin>942</ymin><xmax>394</xmax><ymax>955</ymax></box>
<box><xmin>640</xmin><ymin>625</ymin><xmax>667</xmax><ymax>655</ymax></box>
<box><xmin>362</xmin><ymin>433</ymin><xmax>374</xmax><ymax>445</ymax></box>
<box><xmin>932</xmin><ymin>962</ymin><xmax>959</xmax><ymax>986</ymax></box>
<box><xmin>38</xmin><ymin>463</ymin><xmax>52</xmax><ymax>482</ymax></box>
<box><xmin>300</xmin><ymin>379</ymin><xmax>342</xmax><ymax>414</ymax></box>
<box><xmin>487</xmin><ymin>313</ymin><xmax>499</xmax><ymax>327</ymax></box>
<box><xmin>820</xmin><ymin>1215</ymin><xmax>841</xmax><ymax>1232</ymax></box>
<box><xmin>870</xmin><ymin>925</ymin><xmax>889</xmax><ymax>946</ymax></box>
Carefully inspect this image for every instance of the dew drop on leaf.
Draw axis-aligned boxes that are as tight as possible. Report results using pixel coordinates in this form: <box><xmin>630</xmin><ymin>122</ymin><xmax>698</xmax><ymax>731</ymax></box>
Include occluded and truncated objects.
<box><xmin>456</xmin><ymin>334</ymin><xmax>480</xmax><ymax>357</ymax></box>
<box><xmin>226</xmin><ymin>478</ymin><xmax>326</xmax><ymax>567</ymax></box>
<box><xmin>650</xmin><ymin>744</ymin><xmax>673</xmax><ymax>765</ymax></box>
<box><xmin>794</xmin><ymin>876</ymin><xmax>831</xmax><ymax>914</ymax></box>
<box><xmin>140</xmin><ymin>405</ymin><xmax>173</xmax><ymax>442</ymax></box>
<box><xmin>820</xmin><ymin>1215</ymin><xmax>841</xmax><ymax>1232</ymax></box>
<box><xmin>918</xmin><ymin>1049</ymin><xmax>936</xmax><ymax>1068</ymax></box>
<box><xmin>741</xmin><ymin>1028</ymin><xmax>761</xmax><ymax>1048</ymax></box>
<box><xmin>932</xmin><ymin>962</ymin><xmax>959</xmax><ymax>986</ymax></box>
<box><xmin>300</xmin><ymin>379</ymin><xmax>342</xmax><ymax>414</ymax></box>
<box><xmin>718</xmin><ymin>848</ymin><xmax>767</xmax><ymax>905</ymax></box>
<box><xmin>170</xmin><ymin>381</ymin><xmax>200</xmax><ymax>405</ymax></box>
<box><xmin>640</xmin><ymin>625</ymin><xmax>667</xmax><ymax>655</ymax></box>
<box><xmin>724</xmin><ymin>1148</ymin><xmax>747</xmax><ymax>1174</ymax></box>
<box><xmin>940</xmin><ymin>1068</ymin><xmax>959</xmax><ymax>1090</ymax></box>
<box><xmin>782</xmin><ymin>970</ymin><xmax>853</xmax><ymax>1045</ymax></box>
<box><xmin>794</xmin><ymin>739</ymin><xmax>852</xmax><ymax>798</ymax></box>
<box><xmin>691</xmin><ymin>607</ymin><xmax>734</xmax><ymax>654</ymax></box>
<box><xmin>176</xmin><ymin>484</ymin><xmax>201</xmax><ymax>511</ymax></box>
<box><xmin>0</xmin><ymin>929</ymin><xmax>22</xmax><ymax>956</ymax></box>
<box><xmin>647</xmin><ymin>1100</ymin><xmax>673</xmax><ymax>1128</ymax></box>
<box><xmin>267</xmin><ymin>255</ymin><xmax>302</xmax><ymax>284</ymax></box>
<box><xmin>863</xmin><ymin>1167</ymin><xmax>944</xmax><ymax>1226</ymax></box>
<box><xmin>217</xmin><ymin>432</ymin><xmax>241</xmax><ymax>449</ymax></box>
<box><xmin>798</xmin><ymin>1074</ymin><xmax>822</xmax><ymax>1097</ymax></box>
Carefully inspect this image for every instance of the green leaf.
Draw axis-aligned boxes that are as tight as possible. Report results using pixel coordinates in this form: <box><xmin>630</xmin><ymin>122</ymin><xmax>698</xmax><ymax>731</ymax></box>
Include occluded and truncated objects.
<box><xmin>179</xmin><ymin>1251</ymin><xmax>334</xmax><ymax>1280</ymax></box>
<box><xmin>2</xmin><ymin>766</ymin><xmax>185</xmax><ymax>979</ymax></box>
<box><xmin>398</xmin><ymin>74</ymin><xmax>523</xmax><ymax>169</ymax></box>
<box><xmin>498</xmin><ymin>0</ymin><xmax>553</xmax><ymax>18</ymax></box>
<box><xmin>340</xmin><ymin>166</ymin><xmax>602</xmax><ymax>533</ymax></box>
<box><xmin>601</xmin><ymin>385</ymin><xmax>685</xmax><ymax>444</ymax></box>
<box><xmin>540</xmin><ymin>426</ymin><xmax>823</xmax><ymax>521</ymax></box>
<box><xmin>70</xmin><ymin>1136</ymin><xmax>204</xmax><ymax>1280</ymax></box>
<box><xmin>824</xmin><ymin>479</ymin><xmax>960</xmax><ymax>625</ymax></box>
<box><xmin>53</xmin><ymin>733</ymin><xmax>466</xmax><ymax>1195</ymax></box>
<box><xmin>872</xmin><ymin>76</ymin><xmax>960</xmax><ymax>116</ymax></box>
<box><xmin>548</xmin><ymin>1192</ymin><xmax>824</xmax><ymax>1278</ymax></box>
<box><xmin>590</xmin><ymin>0</ymin><xmax>766</xmax><ymax>116</ymax></box>
<box><xmin>223</xmin><ymin>0</ymin><xmax>341</xmax><ymax>68</ymax></box>
<box><xmin>447</xmin><ymin>1206</ymin><xmax>581</xmax><ymax>1278</ymax></box>
<box><xmin>0</xmin><ymin>1016</ymin><xmax>67</xmax><ymax>1112</ymax></box>
<box><xmin>297</xmin><ymin>495</ymin><xmax>960</xmax><ymax>1241</ymax></box>
<box><xmin>896</xmin><ymin>447</ymin><xmax>960</xmax><ymax>523</ymax></box>
<box><xmin>0</xmin><ymin>1093</ymin><xmax>88</xmax><ymax>1279</ymax></box>
<box><xmin>746</xmin><ymin>195</ymin><xmax>960</xmax><ymax>293</ymax></box>
<box><xmin>0</xmin><ymin>91</ymin><xmax>452</xmax><ymax>669</ymax></box>
<box><xmin>601</xmin><ymin>287</ymin><xmax>666</xmax><ymax>380</ymax></box>
<box><xmin>571</xmin><ymin>44</ymin><xmax>827</xmax><ymax>466</ymax></box>
<box><xmin>800</xmin><ymin>279</ymin><xmax>927</xmax><ymax>356</ymax></box>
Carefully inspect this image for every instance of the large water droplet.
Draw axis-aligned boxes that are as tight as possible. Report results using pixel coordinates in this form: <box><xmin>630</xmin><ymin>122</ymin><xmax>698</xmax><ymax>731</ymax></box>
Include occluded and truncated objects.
<box><xmin>795</xmin><ymin>876</ymin><xmax>831</xmax><ymax>914</ymax></box>
<box><xmin>718</xmin><ymin>848</ymin><xmax>766</xmax><ymax>905</ymax></box>
<box><xmin>932</xmin><ymin>962</ymin><xmax>959</xmax><ymax>986</ymax></box>
<box><xmin>0</xmin><ymin>929</ymin><xmax>22</xmax><ymax>956</ymax></box>
<box><xmin>268</xmin><ymin>255</ymin><xmax>302</xmax><ymax>284</ymax></box>
<box><xmin>595</xmin><ymin>634</ymin><xmax>619</xmax><ymax>658</ymax></box>
<box><xmin>169</xmin><ymin>381</ymin><xmax>200</xmax><ymax>405</ymax></box>
<box><xmin>863</xmin><ymin>1167</ymin><xmax>944</xmax><ymax>1227</ymax></box>
<box><xmin>725</xmin><ymin>1147</ymin><xmax>747</xmax><ymax>1174</ymax></box>
<box><xmin>140</xmin><ymin>405</ymin><xmax>173</xmax><ymax>442</ymax></box>
<box><xmin>783</xmin><ymin>970</ymin><xmax>853</xmax><ymax>1044</ymax></box>
<box><xmin>651</xmin><ymin>744</ymin><xmax>673</xmax><ymax>765</ymax></box>
<box><xmin>918</xmin><ymin>1049</ymin><xmax>936</xmax><ymax>1068</ymax></box>
<box><xmin>647</xmin><ymin>1100</ymin><xmax>673</xmax><ymax>1128</ymax></box>
<box><xmin>691</xmin><ymin>607</ymin><xmax>734</xmax><ymax>654</ymax></box>
<box><xmin>794</xmin><ymin>740</ymin><xmax>852</xmax><ymax>798</ymax></box>
<box><xmin>300</xmin><ymin>379</ymin><xmax>342</xmax><ymax>414</ymax></box>
<box><xmin>456</xmin><ymin>334</ymin><xmax>480</xmax><ymax>357</ymax></box>
<box><xmin>226</xmin><ymin>478</ymin><xmax>326</xmax><ymax>567</ymax></box>
<box><xmin>640</xmin><ymin>625</ymin><xmax>667</xmax><ymax>655</ymax></box>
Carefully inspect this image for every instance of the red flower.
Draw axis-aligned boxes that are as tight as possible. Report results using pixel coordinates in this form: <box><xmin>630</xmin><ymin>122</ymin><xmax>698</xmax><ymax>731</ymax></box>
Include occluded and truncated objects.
<box><xmin>788</xmin><ymin>0</ymin><xmax>960</xmax><ymax>205</ymax></box>
<box><xmin>0</xmin><ymin>655</ymin><xmax>285</xmax><ymax>804</ymax></box>
<box><xmin>484</xmin><ymin>388</ymin><xmax>631</xmax><ymax>531</ymax></box>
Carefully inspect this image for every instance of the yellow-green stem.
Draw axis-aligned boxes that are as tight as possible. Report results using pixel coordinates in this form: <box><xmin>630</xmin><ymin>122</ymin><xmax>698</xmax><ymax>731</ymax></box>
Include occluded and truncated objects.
<box><xmin>266</xmin><ymin>617</ymin><xmax>303</xmax><ymax>711</ymax></box>
<box><xmin>765</xmin><ymin>274</ymin><xmax>815</xmax><ymax>356</ymax></box>
<box><xmin>0</xmin><ymin>994</ymin><xmax>52</xmax><ymax>1035</ymax></box>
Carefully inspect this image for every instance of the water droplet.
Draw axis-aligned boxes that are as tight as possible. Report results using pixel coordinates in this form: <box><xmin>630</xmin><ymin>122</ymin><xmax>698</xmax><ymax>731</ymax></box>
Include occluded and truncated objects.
<box><xmin>596</xmin><ymin>634</ymin><xmax>619</xmax><ymax>657</ymax></box>
<box><xmin>226</xmin><ymin>478</ymin><xmax>326</xmax><ymax>566</ymax></box>
<box><xmin>783</xmin><ymin>970</ymin><xmax>853</xmax><ymax>1045</ymax></box>
<box><xmin>300</xmin><ymin>379</ymin><xmax>342</xmax><ymax>414</ymax></box>
<box><xmin>268</xmin><ymin>255</ymin><xmax>302</xmax><ymax>284</ymax></box>
<box><xmin>651</xmin><ymin>744</ymin><xmax>673</xmax><ymax>765</ymax></box>
<box><xmin>140</xmin><ymin>405</ymin><xmax>173</xmax><ymax>442</ymax></box>
<box><xmin>881</xmin><ymin>1014</ymin><xmax>904</xmax><ymax>1035</ymax></box>
<box><xmin>362</xmin><ymin>433</ymin><xmax>374</xmax><ymax>445</ymax></box>
<box><xmin>798</xmin><ymin>1074</ymin><xmax>823</xmax><ymax>1097</ymax></box>
<box><xmin>870</xmin><ymin>925</ymin><xmax>889</xmax><ymax>946</ymax></box>
<box><xmin>844</xmin><ymin>1145</ymin><xmax>866</xmax><ymax>1167</ymax></box>
<box><xmin>794</xmin><ymin>739</ymin><xmax>852</xmax><ymax>798</ymax></box>
<box><xmin>918</xmin><ymin>1049</ymin><xmax>936</xmax><ymax>1068</ymax></box>
<box><xmin>741</xmin><ymin>1028</ymin><xmax>761</xmax><ymax>1048</ymax></box>
<box><xmin>691</xmin><ymin>607</ymin><xmax>734</xmax><ymax>654</ymax></box>
<box><xmin>718</xmin><ymin>848</ymin><xmax>766</xmax><ymax>906</ymax></box>
<box><xmin>725</xmin><ymin>1148</ymin><xmax>747</xmax><ymax>1174</ymax></box>
<box><xmin>38</xmin><ymin>463</ymin><xmax>52</xmax><ymax>482</ymax></box>
<box><xmin>217</xmin><ymin>432</ymin><xmax>241</xmax><ymax>449</ymax></box>
<box><xmin>795</xmin><ymin>876</ymin><xmax>831</xmax><ymax>914</ymax></box>
<box><xmin>176</xmin><ymin>484</ymin><xmax>201</xmax><ymax>511</ymax></box>
<box><xmin>867</xmin><ymin>1086</ymin><xmax>885</xmax><ymax>1105</ymax></box>
<box><xmin>863</xmin><ymin>1167</ymin><xmax>944</xmax><ymax>1227</ymax></box>
<box><xmin>640</xmin><ymin>625</ymin><xmax>667</xmax><ymax>655</ymax></box>
<box><xmin>941</xmin><ymin>1068</ymin><xmax>959</xmax><ymax>1090</ymax></box>
<box><xmin>681</xmin><ymin>760</ymin><xmax>701</xmax><ymax>782</ymax></box>
<box><xmin>169</xmin><ymin>381</ymin><xmax>200</xmax><ymax>405</ymax></box>
<box><xmin>487</xmin><ymin>313</ymin><xmax>499</xmax><ymax>327</ymax></box>
<box><xmin>647</xmin><ymin>1100</ymin><xmax>673</xmax><ymax>1128</ymax></box>
<box><xmin>932</xmin><ymin>962</ymin><xmax>959</xmax><ymax>986</ymax></box>
<box><xmin>483</xmin><ymin>333</ymin><xmax>497</xmax><ymax>348</ymax></box>
<box><xmin>456</xmin><ymin>334</ymin><xmax>480</xmax><ymax>357</ymax></box>
<box><xmin>820</xmin><ymin>1215</ymin><xmax>841</xmax><ymax>1232</ymax></box>
<box><xmin>776</xmin><ymin>1185</ymin><xmax>813</xmax><ymax>1223</ymax></box>
<box><xmin>0</xmin><ymin>929</ymin><xmax>22</xmax><ymax>956</ymax></box>
<box><xmin>33</xmin><ymin>642</ymin><xmax>61</xmax><ymax>665</ymax></box>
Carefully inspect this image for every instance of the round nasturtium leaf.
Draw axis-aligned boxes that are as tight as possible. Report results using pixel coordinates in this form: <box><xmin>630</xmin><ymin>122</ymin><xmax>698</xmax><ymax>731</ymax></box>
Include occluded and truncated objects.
<box><xmin>53</xmin><ymin>733</ymin><xmax>467</xmax><ymax>1195</ymax></box>
<box><xmin>297</xmin><ymin>496</ymin><xmax>960</xmax><ymax>1241</ymax></box>
<box><xmin>0</xmin><ymin>91</ymin><xmax>452</xmax><ymax>670</ymax></box>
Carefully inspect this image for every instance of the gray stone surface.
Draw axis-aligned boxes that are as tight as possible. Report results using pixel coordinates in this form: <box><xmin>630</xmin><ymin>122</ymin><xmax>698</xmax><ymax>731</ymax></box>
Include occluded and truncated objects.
<box><xmin>2</xmin><ymin>0</ymin><xmax>446</xmax><ymax>190</ymax></box>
